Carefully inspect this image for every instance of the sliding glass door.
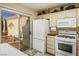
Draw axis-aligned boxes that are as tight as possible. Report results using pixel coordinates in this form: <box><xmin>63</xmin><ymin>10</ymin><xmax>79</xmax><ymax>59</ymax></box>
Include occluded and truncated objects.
<box><xmin>1</xmin><ymin>10</ymin><xmax>18</xmax><ymax>36</ymax></box>
<box><xmin>0</xmin><ymin>9</ymin><xmax>30</xmax><ymax>51</ymax></box>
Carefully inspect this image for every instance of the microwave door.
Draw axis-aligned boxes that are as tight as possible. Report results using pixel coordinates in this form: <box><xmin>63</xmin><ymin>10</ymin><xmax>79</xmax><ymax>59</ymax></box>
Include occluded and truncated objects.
<box><xmin>57</xmin><ymin>18</ymin><xmax>76</xmax><ymax>28</ymax></box>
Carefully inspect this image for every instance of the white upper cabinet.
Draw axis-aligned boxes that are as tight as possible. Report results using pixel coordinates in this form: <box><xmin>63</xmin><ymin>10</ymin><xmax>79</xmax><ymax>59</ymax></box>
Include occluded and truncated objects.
<box><xmin>65</xmin><ymin>9</ymin><xmax>77</xmax><ymax>18</ymax></box>
<box><xmin>49</xmin><ymin>18</ymin><xmax>57</xmax><ymax>27</ymax></box>
<box><xmin>57</xmin><ymin>11</ymin><xmax>65</xmax><ymax>19</ymax></box>
<box><xmin>57</xmin><ymin>9</ymin><xmax>77</xmax><ymax>18</ymax></box>
<box><xmin>50</xmin><ymin>13</ymin><xmax>58</xmax><ymax>19</ymax></box>
<box><xmin>50</xmin><ymin>9</ymin><xmax>77</xmax><ymax>27</ymax></box>
<box><xmin>37</xmin><ymin>9</ymin><xmax>77</xmax><ymax>27</ymax></box>
<box><xmin>50</xmin><ymin>13</ymin><xmax>58</xmax><ymax>27</ymax></box>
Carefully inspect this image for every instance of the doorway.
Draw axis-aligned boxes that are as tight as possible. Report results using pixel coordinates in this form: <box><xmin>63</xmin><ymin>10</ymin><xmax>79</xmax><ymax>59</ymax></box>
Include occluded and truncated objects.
<box><xmin>19</xmin><ymin>15</ymin><xmax>30</xmax><ymax>51</ymax></box>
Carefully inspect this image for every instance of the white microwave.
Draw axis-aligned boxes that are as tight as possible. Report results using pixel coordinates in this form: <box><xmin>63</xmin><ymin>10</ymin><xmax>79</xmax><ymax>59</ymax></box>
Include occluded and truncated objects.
<box><xmin>57</xmin><ymin>18</ymin><xmax>76</xmax><ymax>28</ymax></box>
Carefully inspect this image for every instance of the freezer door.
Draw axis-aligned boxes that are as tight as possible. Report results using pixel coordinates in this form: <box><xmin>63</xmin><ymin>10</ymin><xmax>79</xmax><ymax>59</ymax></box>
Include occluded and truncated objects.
<box><xmin>33</xmin><ymin>20</ymin><xmax>49</xmax><ymax>40</ymax></box>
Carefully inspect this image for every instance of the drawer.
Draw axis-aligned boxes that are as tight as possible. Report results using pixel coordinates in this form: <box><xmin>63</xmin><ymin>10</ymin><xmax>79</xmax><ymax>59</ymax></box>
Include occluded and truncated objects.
<box><xmin>51</xmin><ymin>38</ymin><xmax>55</xmax><ymax>42</ymax></box>
<box><xmin>78</xmin><ymin>45</ymin><xmax>79</xmax><ymax>49</ymax></box>
<box><xmin>47</xmin><ymin>48</ymin><xmax>55</xmax><ymax>54</ymax></box>
<box><xmin>47</xmin><ymin>36</ymin><xmax>55</xmax><ymax>38</ymax></box>
<box><xmin>47</xmin><ymin>44</ymin><xmax>54</xmax><ymax>49</ymax></box>
<box><xmin>78</xmin><ymin>46</ymin><xmax>79</xmax><ymax>50</ymax></box>
<box><xmin>77</xmin><ymin>41</ymin><xmax>79</xmax><ymax>56</ymax></box>
<box><xmin>47</xmin><ymin>43</ymin><xmax>55</xmax><ymax>47</ymax></box>
<box><xmin>51</xmin><ymin>49</ymin><xmax>55</xmax><ymax>54</ymax></box>
<box><xmin>77</xmin><ymin>42</ymin><xmax>79</xmax><ymax>46</ymax></box>
<box><xmin>47</xmin><ymin>39</ymin><xmax>55</xmax><ymax>42</ymax></box>
<box><xmin>47</xmin><ymin>41</ymin><xmax>55</xmax><ymax>45</ymax></box>
<box><xmin>77</xmin><ymin>50</ymin><xmax>79</xmax><ymax>56</ymax></box>
<box><xmin>77</xmin><ymin>37</ymin><xmax>79</xmax><ymax>41</ymax></box>
<box><xmin>47</xmin><ymin>39</ymin><xmax>54</xmax><ymax>43</ymax></box>
<box><xmin>47</xmin><ymin>38</ymin><xmax>51</xmax><ymax>41</ymax></box>
<box><xmin>47</xmin><ymin>36</ymin><xmax>55</xmax><ymax>41</ymax></box>
<box><xmin>47</xmin><ymin>48</ymin><xmax>51</xmax><ymax>53</ymax></box>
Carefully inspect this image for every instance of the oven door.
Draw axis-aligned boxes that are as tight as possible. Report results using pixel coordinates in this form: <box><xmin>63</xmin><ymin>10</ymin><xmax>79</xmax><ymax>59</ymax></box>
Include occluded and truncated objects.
<box><xmin>55</xmin><ymin>40</ymin><xmax>76</xmax><ymax>56</ymax></box>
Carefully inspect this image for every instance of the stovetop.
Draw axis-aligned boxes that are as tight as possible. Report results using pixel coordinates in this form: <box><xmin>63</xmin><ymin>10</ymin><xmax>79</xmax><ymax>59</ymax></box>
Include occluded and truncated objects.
<box><xmin>57</xmin><ymin>35</ymin><xmax>76</xmax><ymax>39</ymax></box>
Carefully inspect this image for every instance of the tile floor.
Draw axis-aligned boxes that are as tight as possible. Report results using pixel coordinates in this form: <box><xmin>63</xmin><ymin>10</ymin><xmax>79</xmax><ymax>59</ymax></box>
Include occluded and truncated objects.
<box><xmin>23</xmin><ymin>49</ymin><xmax>52</xmax><ymax>56</ymax></box>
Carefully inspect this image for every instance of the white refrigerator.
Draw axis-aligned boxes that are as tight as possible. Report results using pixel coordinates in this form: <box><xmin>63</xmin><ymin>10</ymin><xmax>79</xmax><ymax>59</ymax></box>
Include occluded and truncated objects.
<box><xmin>33</xmin><ymin>19</ymin><xmax>49</xmax><ymax>53</ymax></box>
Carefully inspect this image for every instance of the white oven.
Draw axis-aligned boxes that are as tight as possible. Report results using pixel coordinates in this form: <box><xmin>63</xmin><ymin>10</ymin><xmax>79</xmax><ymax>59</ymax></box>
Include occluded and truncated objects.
<box><xmin>56</xmin><ymin>18</ymin><xmax>77</xmax><ymax>56</ymax></box>
<box><xmin>57</xmin><ymin>18</ymin><xmax>76</xmax><ymax>28</ymax></box>
<box><xmin>55</xmin><ymin>39</ymin><xmax>76</xmax><ymax>56</ymax></box>
<box><xmin>55</xmin><ymin>31</ymin><xmax>77</xmax><ymax>56</ymax></box>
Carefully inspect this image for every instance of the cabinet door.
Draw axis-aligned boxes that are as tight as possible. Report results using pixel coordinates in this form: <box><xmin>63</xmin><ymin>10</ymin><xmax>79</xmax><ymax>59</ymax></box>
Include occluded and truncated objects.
<box><xmin>77</xmin><ymin>9</ymin><xmax>79</xmax><ymax>27</ymax></box>
<box><xmin>77</xmin><ymin>41</ymin><xmax>79</xmax><ymax>56</ymax></box>
<box><xmin>47</xmin><ymin>48</ymin><xmax>55</xmax><ymax>54</ymax></box>
<box><xmin>50</xmin><ymin>13</ymin><xmax>58</xmax><ymax>19</ymax></box>
<box><xmin>65</xmin><ymin>9</ymin><xmax>77</xmax><ymax>18</ymax></box>
<box><xmin>57</xmin><ymin>11</ymin><xmax>65</xmax><ymax>18</ymax></box>
<box><xmin>50</xmin><ymin>18</ymin><xmax>57</xmax><ymax>27</ymax></box>
<box><xmin>50</xmin><ymin>13</ymin><xmax>58</xmax><ymax>27</ymax></box>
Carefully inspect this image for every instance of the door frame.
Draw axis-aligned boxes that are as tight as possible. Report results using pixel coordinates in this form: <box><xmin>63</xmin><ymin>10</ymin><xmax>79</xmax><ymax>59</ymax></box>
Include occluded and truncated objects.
<box><xmin>19</xmin><ymin>15</ymin><xmax>30</xmax><ymax>48</ymax></box>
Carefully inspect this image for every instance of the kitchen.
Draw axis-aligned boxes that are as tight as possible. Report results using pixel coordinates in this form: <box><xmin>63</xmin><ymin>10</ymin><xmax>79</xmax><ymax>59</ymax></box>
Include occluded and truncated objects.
<box><xmin>0</xmin><ymin>3</ymin><xmax>79</xmax><ymax>56</ymax></box>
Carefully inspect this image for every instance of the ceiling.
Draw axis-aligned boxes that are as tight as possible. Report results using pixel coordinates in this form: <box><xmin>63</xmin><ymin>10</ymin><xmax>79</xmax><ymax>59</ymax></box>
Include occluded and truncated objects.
<box><xmin>20</xmin><ymin>3</ymin><xmax>66</xmax><ymax>11</ymax></box>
